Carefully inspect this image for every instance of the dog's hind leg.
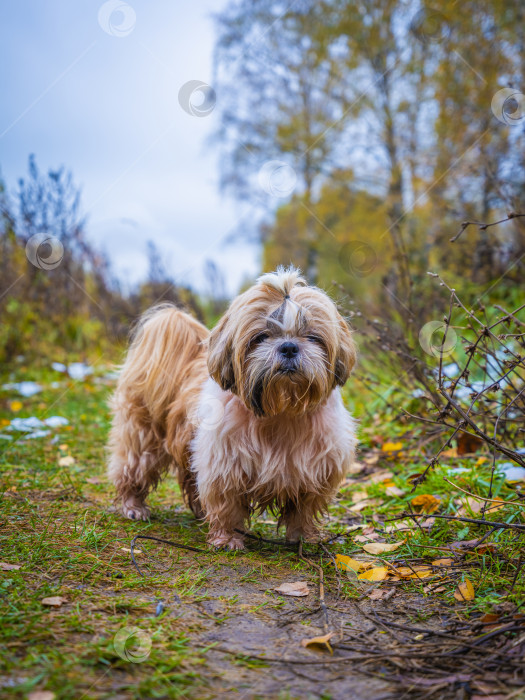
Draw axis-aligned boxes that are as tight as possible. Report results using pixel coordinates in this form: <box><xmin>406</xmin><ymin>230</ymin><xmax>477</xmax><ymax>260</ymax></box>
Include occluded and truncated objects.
<box><xmin>107</xmin><ymin>401</ymin><xmax>171</xmax><ymax>520</ymax></box>
<box><xmin>279</xmin><ymin>495</ymin><xmax>323</xmax><ymax>543</ymax></box>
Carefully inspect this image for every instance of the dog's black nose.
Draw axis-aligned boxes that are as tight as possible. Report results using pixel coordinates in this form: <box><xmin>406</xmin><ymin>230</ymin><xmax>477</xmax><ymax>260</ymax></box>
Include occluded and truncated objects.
<box><xmin>279</xmin><ymin>341</ymin><xmax>299</xmax><ymax>359</ymax></box>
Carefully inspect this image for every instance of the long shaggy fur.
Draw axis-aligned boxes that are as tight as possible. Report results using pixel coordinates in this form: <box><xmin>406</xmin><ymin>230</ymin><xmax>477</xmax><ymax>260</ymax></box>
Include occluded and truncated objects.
<box><xmin>108</xmin><ymin>267</ymin><xmax>357</xmax><ymax>549</ymax></box>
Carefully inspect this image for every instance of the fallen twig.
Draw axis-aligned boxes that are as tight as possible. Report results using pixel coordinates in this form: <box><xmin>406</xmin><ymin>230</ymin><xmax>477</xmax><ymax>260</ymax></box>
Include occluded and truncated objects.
<box><xmin>443</xmin><ymin>476</ymin><xmax>524</xmax><ymax>506</ymax></box>
<box><xmin>129</xmin><ymin>534</ymin><xmax>207</xmax><ymax>577</ymax></box>
<box><xmin>298</xmin><ymin>539</ymin><xmax>329</xmax><ymax>634</ymax></box>
<box><xmin>385</xmin><ymin>512</ymin><xmax>525</xmax><ymax>532</ymax></box>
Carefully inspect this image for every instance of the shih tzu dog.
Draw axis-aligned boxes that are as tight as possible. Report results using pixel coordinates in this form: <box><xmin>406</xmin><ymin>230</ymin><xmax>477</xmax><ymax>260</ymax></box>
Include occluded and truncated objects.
<box><xmin>108</xmin><ymin>266</ymin><xmax>357</xmax><ymax>549</ymax></box>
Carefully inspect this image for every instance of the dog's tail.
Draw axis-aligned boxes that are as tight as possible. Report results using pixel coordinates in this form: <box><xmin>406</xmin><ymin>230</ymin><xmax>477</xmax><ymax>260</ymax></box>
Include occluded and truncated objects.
<box><xmin>117</xmin><ymin>304</ymin><xmax>209</xmax><ymax>423</ymax></box>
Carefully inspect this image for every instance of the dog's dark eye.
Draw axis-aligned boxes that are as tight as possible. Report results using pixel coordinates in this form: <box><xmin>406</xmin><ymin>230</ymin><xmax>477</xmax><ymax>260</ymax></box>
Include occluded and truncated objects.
<box><xmin>252</xmin><ymin>333</ymin><xmax>269</xmax><ymax>346</ymax></box>
<box><xmin>307</xmin><ymin>335</ymin><xmax>324</xmax><ymax>346</ymax></box>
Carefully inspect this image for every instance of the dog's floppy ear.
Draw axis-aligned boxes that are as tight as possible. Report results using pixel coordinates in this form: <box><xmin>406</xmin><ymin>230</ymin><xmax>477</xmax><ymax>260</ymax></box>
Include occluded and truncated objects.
<box><xmin>207</xmin><ymin>312</ymin><xmax>236</xmax><ymax>392</ymax></box>
<box><xmin>334</xmin><ymin>314</ymin><xmax>357</xmax><ymax>387</ymax></box>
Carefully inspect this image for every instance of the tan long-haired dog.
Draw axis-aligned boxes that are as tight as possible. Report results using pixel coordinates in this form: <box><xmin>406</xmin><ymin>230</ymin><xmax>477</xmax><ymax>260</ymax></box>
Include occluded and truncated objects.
<box><xmin>108</xmin><ymin>267</ymin><xmax>357</xmax><ymax>549</ymax></box>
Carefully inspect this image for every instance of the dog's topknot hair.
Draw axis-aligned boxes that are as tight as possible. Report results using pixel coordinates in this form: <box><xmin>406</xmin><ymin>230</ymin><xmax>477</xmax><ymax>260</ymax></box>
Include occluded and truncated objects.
<box><xmin>257</xmin><ymin>265</ymin><xmax>307</xmax><ymax>297</ymax></box>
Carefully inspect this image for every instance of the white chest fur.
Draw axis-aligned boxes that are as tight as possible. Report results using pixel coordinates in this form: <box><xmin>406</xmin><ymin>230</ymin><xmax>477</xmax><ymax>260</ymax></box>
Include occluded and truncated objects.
<box><xmin>191</xmin><ymin>378</ymin><xmax>356</xmax><ymax>501</ymax></box>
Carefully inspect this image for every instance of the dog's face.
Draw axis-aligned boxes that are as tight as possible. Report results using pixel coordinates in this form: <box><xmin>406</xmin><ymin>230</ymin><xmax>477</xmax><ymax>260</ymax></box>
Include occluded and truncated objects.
<box><xmin>208</xmin><ymin>267</ymin><xmax>356</xmax><ymax>417</ymax></box>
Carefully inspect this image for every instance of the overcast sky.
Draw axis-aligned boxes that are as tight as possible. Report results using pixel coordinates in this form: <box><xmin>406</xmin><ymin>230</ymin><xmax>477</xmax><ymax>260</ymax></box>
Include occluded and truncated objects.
<box><xmin>0</xmin><ymin>0</ymin><xmax>259</xmax><ymax>295</ymax></box>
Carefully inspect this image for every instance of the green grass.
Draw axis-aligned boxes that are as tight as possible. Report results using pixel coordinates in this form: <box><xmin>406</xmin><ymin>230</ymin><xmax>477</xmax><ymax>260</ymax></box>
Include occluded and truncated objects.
<box><xmin>0</xmin><ymin>360</ymin><xmax>524</xmax><ymax>698</ymax></box>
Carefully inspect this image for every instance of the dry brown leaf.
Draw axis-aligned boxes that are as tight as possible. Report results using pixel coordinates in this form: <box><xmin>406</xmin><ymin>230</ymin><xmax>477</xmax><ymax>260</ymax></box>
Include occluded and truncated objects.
<box><xmin>0</xmin><ymin>562</ymin><xmax>21</xmax><ymax>571</ymax></box>
<box><xmin>423</xmin><ymin>585</ymin><xmax>446</xmax><ymax>593</ymax></box>
<box><xmin>28</xmin><ymin>692</ymin><xmax>56</xmax><ymax>700</ymax></box>
<box><xmin>369</xmin><ymin>470</ymin><xmax>394</xmax><ymax>483</ymax></box>
<box><xmin>384</xmin><ymin>520</ymin><xmax>413</xmax><ymax>533</ymax></box>
<box><xmin>362</xmin><ymin>540</ymin><xmax>405</xmax><ymax>555</ymax></box>
<box><xmin>41</xmin><ymin>596</ymin><xmax>66</xmax><ymax>607</ymax></box>
<box><xmin>347</xmin><ymin>461</ymin><xmax>365</xmax><ymax>474</ymax></box>
<box><xmin>480</xmin><ymin>613</ymin><xmax>502</xmax><ymax>630</ymax></box>
<box><xmin>385</xmin><ymin>484</ymin><xmax>405</xmax><ymax>497</ymax></box>
<box><xmin>301</xmin><ymin>632</ymin><xmax>334</xmax><ymax>653</ymax></box>
<box><xmin>440</xmin><ymin>447</ymin><xmax>458</xmax><ymax>458</ymax></box>
<box><xmin>86</xmin><ymin>476</ymin><xmax>103</xmax><ymax>485</ymax></box>
<box><xmin>457</xmin><ymin>432</ymin><xmax>484</xmax><ymax>455</ymax></box>
<box><xmin>348</xmin><ymin>499</ymin><xmax>381</xmax><ymax>512</ymax></box>
<box><xmin>58</xmin><ymin>455</ymin><xmax>75</xmax><ymax>467</ymax></box>
<box><xmin>362</xmin><ymin>454</ymin><xmax>380</xmax><ymax>467</ymax></box>
<box><xmin>351</xmin><ymin>490</ymin><xmax>369</xmax><ymax>503</ymax></box>
<box><xmin>358</xmin><ymin>566</ymin><xmax>388</xmax><ymax>581</ymax></box>
<box><xmin>120</xmin><ymin>547</ymin><xmax>142</xmax><ymax>554</ymax></box>
<box><xmin>432</xmin><ymin>558</ymin><xmax>453</xmax><ymax>567</ymax></box>
<box><xmin>458</xmin><ymin>496</ymin><xmax>483</xmax><ymax>515</ymax></box>
<box><xmin>274</xmin><ymin>581</ymin><xmax>309</xmax><ymax>597</ymax></box>
<box><xmin>354</xmin><ymin>533</ymin><xmax>380</xmax><ymax>542</ymax></box>
<box><xmin>454</xmin><ymin>579</ymin><xmax>475</xmax><ymax>601</ymax></box>
<box><xmin>368</xmin><ymin>588</ymin><xmax>387</xmax><ymax>600</ymax></box>
<box><xmin>411</xmin><ymin>494</ymin><xmax>441</xmax><ymax>513</ymax></box>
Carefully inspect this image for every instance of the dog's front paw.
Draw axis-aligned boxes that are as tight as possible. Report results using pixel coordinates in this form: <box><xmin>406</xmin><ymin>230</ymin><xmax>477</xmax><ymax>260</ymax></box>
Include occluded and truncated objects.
<box><xmin>208</xmin><ymin>531</ymin><xmax>245</xmax><ymax>551</ymax></box>
<box><xmin>122</xmin><ymin>498</ymin><xmax>150</xmax><ymax>521</ymax></box>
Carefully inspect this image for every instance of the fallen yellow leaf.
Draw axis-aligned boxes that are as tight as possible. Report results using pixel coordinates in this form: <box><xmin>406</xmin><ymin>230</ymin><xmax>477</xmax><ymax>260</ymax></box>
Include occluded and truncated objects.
<box><xmin>409</xmin><ymin>569</ymin><xmax>433</xmax><ymax>579</ymax></box>
<box><xmin>454</xmin><ymin>579</ymin><xmax>475</xmax><ymax>601</ymax></box>
<box><xmin>10</xmin><ymin>401</ymin><xmax>23</xmax><ymax>413</ymax></box>
<box><xmin>362</xmin><ymin>540</ymin><xmax>406</xmax><ymax>555</ymax></box>
<box><xmin>301</xmin><ymin>632</ymin><xmax>334</xmax><ymax>653</ymax></box>
<box><xmin>432</xmin><ymin>558</ymin><xmax>452</xmax><ymax>566</ymax></box>
<box><xmin>335</xmin><ymin>554</ymin><xmax>363</xmax><ymax>572</ymax></box>
<box><xmin>358</xmin><ymin>567</ymin><xmax>388</xmax><ymax>581</ymax></box>
<box><xmin>391</xmin><ymin>565</ymin><xmax>431</xmax><ymax>578</ymax></box>
<box><xmin>411</xmin><ymin>494</ymin><xmax>441</xmax><ymax>513</ymax></box>
<box><xmin>485</xmin><ymin>499</ymin><xmax>506</xmax><ymax>513</ymax></box>
<box><xmin>382</xmin><ymin>442</ymin><xmax>403</xmax><ymax>452</ymax></box>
